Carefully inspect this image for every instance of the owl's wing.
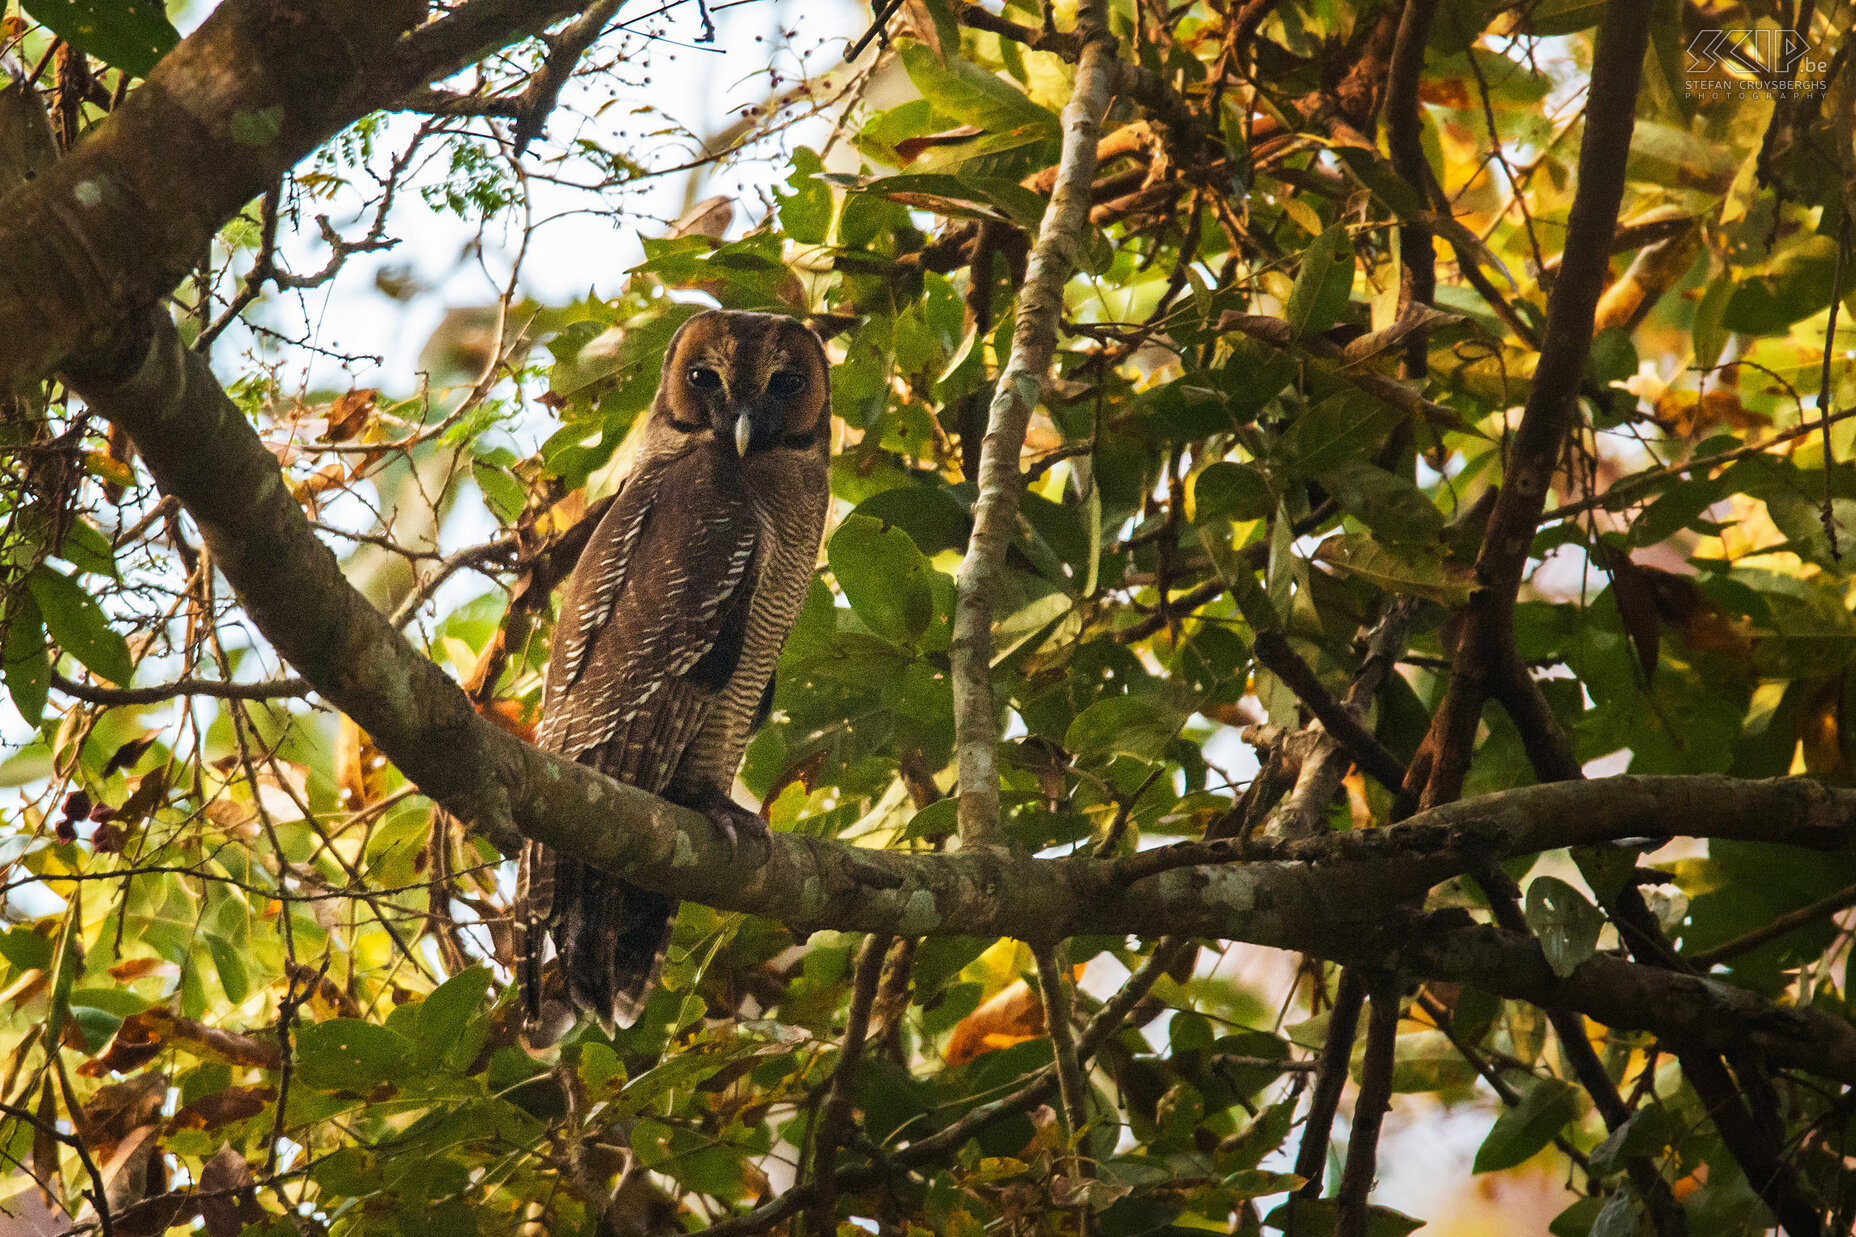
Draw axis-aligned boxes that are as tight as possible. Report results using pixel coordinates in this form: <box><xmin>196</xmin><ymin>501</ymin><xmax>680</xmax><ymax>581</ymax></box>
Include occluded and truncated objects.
<box><xmin>535</xmin><ymin>448</ymin><xmax>760</xmax><ymax>775</ymax></box>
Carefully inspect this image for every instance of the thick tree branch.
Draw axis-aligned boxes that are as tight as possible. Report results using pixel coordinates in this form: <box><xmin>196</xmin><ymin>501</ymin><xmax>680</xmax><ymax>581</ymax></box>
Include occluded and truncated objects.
<box><xmin>951</xmin><ymin>0</ymin><xmax>1114</xmax><ymax>847</ymax></box>
<box><xmin>0</xmin><ymin>0</ymin><xmax>425</xmax><ymax>385</ymax></box>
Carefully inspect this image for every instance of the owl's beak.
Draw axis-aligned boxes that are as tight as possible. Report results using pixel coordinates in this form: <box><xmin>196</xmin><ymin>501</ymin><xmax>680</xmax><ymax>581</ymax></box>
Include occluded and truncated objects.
<box><xmin>734</xmin><ymin>413</ymin><xmax>754</xmax><ymax>457</ymax></box>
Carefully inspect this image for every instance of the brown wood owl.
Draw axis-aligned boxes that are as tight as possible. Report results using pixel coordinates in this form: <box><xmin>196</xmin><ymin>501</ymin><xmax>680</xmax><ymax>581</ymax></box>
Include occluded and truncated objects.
<box><xmin>521</xmin><ymin>309</ymin><xmax>832</xmax><ymax>1029</ymax></box>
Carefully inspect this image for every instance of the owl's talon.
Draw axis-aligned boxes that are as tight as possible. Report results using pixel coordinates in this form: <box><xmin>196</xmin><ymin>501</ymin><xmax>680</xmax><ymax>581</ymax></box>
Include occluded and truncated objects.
<box><xmin>700</xmin><ymin>792</ymin><xmax>772</xmax><ymax>860</ymax></box>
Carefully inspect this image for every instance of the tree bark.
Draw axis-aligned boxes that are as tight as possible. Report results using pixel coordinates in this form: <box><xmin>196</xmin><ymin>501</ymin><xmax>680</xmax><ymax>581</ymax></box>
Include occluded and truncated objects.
<box><xmin>951</xmin><ymin>0</ymin><xmax>1114</xmax><ymax>847</ymax></box>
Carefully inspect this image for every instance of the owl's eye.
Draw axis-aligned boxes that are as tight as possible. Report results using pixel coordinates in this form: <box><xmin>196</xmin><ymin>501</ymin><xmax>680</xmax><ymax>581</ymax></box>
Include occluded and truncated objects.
<box><xmin>766</xmin><ymin>370</ymin><xmax>805</xmax><ymax>398</ymax></box>
<box><xmin>688</xmin><ymin>366</ymin><xmax>722</xmax><ymax>391</ymax></box>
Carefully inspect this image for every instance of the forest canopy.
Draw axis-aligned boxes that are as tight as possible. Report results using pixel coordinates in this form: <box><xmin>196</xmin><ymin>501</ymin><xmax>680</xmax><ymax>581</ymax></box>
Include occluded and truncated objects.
<box><xmin>1</xmin><ymin>0</ymin><xmax>1855</xmax><ymax>1235</ymax></box>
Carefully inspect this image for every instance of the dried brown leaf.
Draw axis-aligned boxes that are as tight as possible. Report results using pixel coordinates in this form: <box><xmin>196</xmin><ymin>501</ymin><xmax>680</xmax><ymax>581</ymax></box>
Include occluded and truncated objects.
<box><xmin>945</xmin><ymin>979</ymin><xmax>1045</xmax><ymax>1066</ymax></box>
<box><xmin>320</xmin><ymin>389</ymin><xmax>379</xmax><ymax>443</ymax></box>
<box><xmin>170</xmin><ymin>1085</ymin><xmax>274</xmax><ymax>1132</ymax></box>
<box><xmin>197</xmin><ymin>1143</ymin><xmax>265</xmax><ymax>1237</ymax></box>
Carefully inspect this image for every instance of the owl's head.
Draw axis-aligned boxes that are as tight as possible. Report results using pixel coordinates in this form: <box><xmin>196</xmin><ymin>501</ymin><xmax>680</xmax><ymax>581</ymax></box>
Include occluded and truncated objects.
<box><xmin>656</xmin><ymin>310</ymin><xmax>830</xmax><ymax>459</ymax></box>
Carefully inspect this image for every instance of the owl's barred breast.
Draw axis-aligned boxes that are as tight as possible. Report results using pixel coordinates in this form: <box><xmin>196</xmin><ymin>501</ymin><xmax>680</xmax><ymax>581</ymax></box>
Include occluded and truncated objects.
<box><xmin>671</xmin><ymin>458</ymin><xmax>830</xmax><ymax>796</ymax></box>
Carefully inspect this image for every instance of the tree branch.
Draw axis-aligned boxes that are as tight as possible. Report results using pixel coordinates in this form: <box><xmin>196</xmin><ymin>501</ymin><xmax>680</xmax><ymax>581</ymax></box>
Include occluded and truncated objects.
<box><xmin>1404</xmin><ymin>0</ymin><xmax>1654</xmax><ymax>810</ymax></box>
<box><xmin>0</xmin><ymin>0</ymin><xmax>431</xmax><ymax>385</ymax></box>
<box><xmin>1250</xmin><ymin>627</ymin><xmax>1408</xmax><ymax>800</ymax></box>
<box><xmin>1290</xmin><ymin>965</ymin><xmax>1364</xmax><ymax>1208</ymax></box>
<box><xmin>1335</xmin><ymin>971</ymin><xmax>1399</xmax><ymax>1237</ymax></box>
<box><xmin>806</xmin><ymin>932</ymin><xmax>890</xmax><ymax>1236</ymax></box>
<box><xmin>1034</xmin><ymin>942</ymin><xmax>1093</xmax><ymax>1236</ymax></box>
<box><xmin>50</xmin><ymin>670</ymin><xmax>310</xmax><ymax>705</ymax></box>
<box><xmin>1271</xmin><ymin>603</ymin><xmax>1412</xmax><ymax>839</ymax></box>
<box><xmin>951</xmin><ymin>0</ymin><xmax>1114</xmax><ymax>848</ymax></box>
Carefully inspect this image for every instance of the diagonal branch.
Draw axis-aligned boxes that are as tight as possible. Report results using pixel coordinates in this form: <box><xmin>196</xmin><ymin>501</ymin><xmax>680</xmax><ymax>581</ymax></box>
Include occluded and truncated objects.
<box><xmin>1404</xmin><ymin>0</ymin><xmax>1654</xmax><ymax>811</ymax></box>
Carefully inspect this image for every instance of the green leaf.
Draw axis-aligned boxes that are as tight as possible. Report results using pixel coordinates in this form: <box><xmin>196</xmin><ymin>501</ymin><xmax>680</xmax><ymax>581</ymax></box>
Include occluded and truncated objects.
<box><xmin>1313</xmin><ymin>534</ymin><xmax>1475</xmax><ymax>604</ymax></box>
<box><xmin>1196</xmin><ymin>520</ymin><xmax>1276</xmax><ymax>631</ymax></box>
<box><xmin>414</xmin><ymin>966</ymin><xmax>493</xmax><ymax>1073</ymax></box>
<box><xmin>899</xmin><ymin>41</ymin><xmax>1060</xmax><ymax>137</ymax></box>
<box><xmin>1262</xmin><ymin>1198</ymin><xmax>1424</xmax><ymax>1236</ymax></box>
<box><xmin>1283</xmin><ymin>389</ymin><xmax>1398</xmax><ymax>477</ymax></box>
<box><xmin>1191</xmin><ymin>462</ymin><xmax>1275</xmax><ymax>523</ymax></box>
<box><xmin>848</xmin><ymin>171</ymin><xmax>1049</xmax><ymax>230</ymax></box>
<box><xmin>68</xmin><ymin>1004</ymin><xmax>121</xmax><ymax>1052</ymax></box>
<box><xmin>65</xmin><ymin>986</ymin><xmax>149</xmax><ymax>1016</ymax></box>
<box><xmin>1589</xmin><ymin>1106</ymin><xmax>1671</xmax><ymax>1173</ymax></box>
<box><xmin>1224</xmin><ymin>1168</ymin><xmax>1306</xmax><ymax>1199</ymax></box>
<box><xmin>294</xmin><ymin>1019</ymin><xmax>413</xmax><ymax>1093</ymax></box>
<box><xmin>57</xmin><ymin>520</ymin><xmax>118</xmax><ymax>579</ymax></box>
<box><xmin>1548</xmin><ymin>1197</ymin><xmax>1606</xmax><ymax>1237</ymax></box>
<box><xmin>901</xmin><ymin>796</ymin><xmax>958</xmax><ymax>841</ymax></box>
<box><xmin>1472</xmin><ymin>1078</ymin><xmax>1577</xmax><ymax>1173</ymax></box>
<box><xmin>777</xmin><ymin>146</ymin><xmax>833</xmax><ymax>245</ymax></box>
<box><xmin>473</xmin><ymin>462</ymin><xmax>527</xmax><ymax>523</ymax></box>
<box><xmin>310</xmin><ymin>1146</ymin><xmax>381</xmax><ymax>1197</ymax></box>
<box><xmin>828</xmin><ymin>515</ymin><xmax>939</xmax><ymax>646</ymax></box>
<box><xmin>419</xmin><ymin>966</ymin><xmax>492</xmax><ymax>1045</ymax></box>
<box><xmin>0</xmin><ymin>927</ymin><xmax>51</xmax><ymax>972</ymax></box>
<box><xmin>205</xmin><ymin>936</ymin><xmax>250</xmax><ymax>1005</ymax></box>
<box><xmin>1589</xmin><ymin>1188</ymin><xmax>1642</xmax><ymax>1237</ymax></box>
<box><xmin>1586</xmin><ymin>326</ymin><xmax>1638</xmax><ymax>387</ymax></box>
<box><xmin>991</xmin><ymin>569</ymin><xmax>1071</xmax><ymax>662</ymax></box>
<box><xmin>1285</xmin><ymin>224</ymin><xmax>1356</xmax><ymax>339</ymax></box>
<box><xmin>28</xmin><ymin>563</ymin><xmax>133</xmax><ymax>686</ymax></box>
<box><xmin>1722</xmin><ymin>233</ymin><xmax>1841</xmax><ymax>334</ymax></box>
<box><xmin>1691</xmin><ymin>273</ymin><xmax>1733</xmax><ymax>373</ymax></box>
<box><xmin>1146</xmin><ymin>381</ymin><xmax>1236</xmax><ymax>442</ymax></box>
<box><xmin>1066</xmin><ymin>694</ymin><xmax>1184</xmax><ymax>760</ymax></box>
<box><xmin>1523</xmin><ymin>876</ymin><xmax>1605</xmax><ymax>978</ymax></box>
<box><xmin>1319</xmin><ymin>460</ymin><xmax>1443</xmax><ymax>545</ymax></box>
<box><xmin>22</xmin><ymin>0</ymin><xmax>180</xmax><ymax>79</ymax></box>
<box><xmin>3</xmin><ymin>592</ymin><xmax>50</xmax><ymax>727</ymax></box>
<box><xmin>850</xmin><ymin>485</ymin><xmax>972</xmax><ymax>555</ymax></box>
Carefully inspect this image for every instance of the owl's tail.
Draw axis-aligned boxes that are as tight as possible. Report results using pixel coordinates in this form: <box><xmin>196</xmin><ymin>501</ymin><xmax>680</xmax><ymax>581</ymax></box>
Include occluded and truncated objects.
<box><xmin>518</xmin><ymin>842</ymin><xmax>677</xmax><ymax>1032</ymax></box>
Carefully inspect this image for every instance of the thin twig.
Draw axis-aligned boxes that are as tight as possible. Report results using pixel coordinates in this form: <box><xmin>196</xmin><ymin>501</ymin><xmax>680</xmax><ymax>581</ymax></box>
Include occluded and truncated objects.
<box><xmin>49</xmin><ymin>670</ymin><xmax>310</xmax><ymax>705</ymax></box>
<box><xmin>1688</xmin><ymin>881</ymin><xmax>1856</xmax><ymax>967</ymax></box>
<box><xmin>1034</xmin><ymin>942</ymin><xmax>1093</xmax><ymax>1237</ymax></box>
<box><xmin>0</xmin><ymin>1097</ymin><xmax>114</xmax><ymax>1237</ymax></box>
<box><xmin>1815</xmin><ymin>211</ymin><xmax>1850</xmax><ymax>558</ymax></box>
<box><xmin>806</xmin><ymin>933</ymin><xmax>891</xmax><ymax>1235</ymax></box>
<box><xmin>1289</xmin><ymin>966</ymin><xmax>1365</xmax><ymax>1213</ymax></box>
<box><xmin>1335</xmin><ymin>971</ymin><xmax>1400</xmax><ymax>1237</ymax></box>
<box><xmin>1250</xmin><ymin>630</ymin><xmax>1408</xmax><ymax>795</ymax></box>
